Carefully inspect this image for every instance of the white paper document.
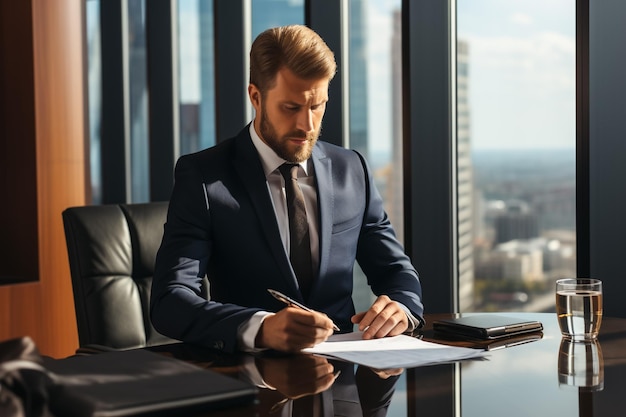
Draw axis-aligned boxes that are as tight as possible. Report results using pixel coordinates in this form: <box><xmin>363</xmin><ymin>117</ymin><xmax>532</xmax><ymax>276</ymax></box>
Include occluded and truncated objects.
<box><xmin>302</xmin><ymin>332</ymin><xmax>487</xmax><ymax>369</ymax></box>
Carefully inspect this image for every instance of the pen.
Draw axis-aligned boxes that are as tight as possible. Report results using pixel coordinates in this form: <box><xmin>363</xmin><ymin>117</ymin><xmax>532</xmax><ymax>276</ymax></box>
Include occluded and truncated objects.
<box><xmin>268</xmin><ymin>288</ymin><xmax>340</xmax><ymax>331</ymax></box>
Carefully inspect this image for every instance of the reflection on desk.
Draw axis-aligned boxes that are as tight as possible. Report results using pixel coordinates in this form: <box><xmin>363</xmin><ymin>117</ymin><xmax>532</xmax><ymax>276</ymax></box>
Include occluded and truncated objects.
<box><xmin>148</xmin><ymin>343</ymin><xmax>402</xmax><ymax>417</ymax></box>
<box><xmin>251</xmin><ymin>355</ymin><xmax>400</xmax><ymax>417</ymax></box>
<box><xmin>414</xmin><ymin>313</ymin><xmax>626</xmax><ymax>417</ymax></box>
<box><xmin>557</xmin><ymin>337</ymin><xmax>603</xmax><ymax>392</ymax></box>
<box><xmin>146</xmin><ymin>312</ymin><xmax>626</xmax><ymax>417</ymax></box>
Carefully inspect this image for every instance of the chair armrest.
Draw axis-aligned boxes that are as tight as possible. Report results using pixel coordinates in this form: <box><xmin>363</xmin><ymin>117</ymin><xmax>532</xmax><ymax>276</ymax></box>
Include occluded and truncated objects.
<box><xmin>74</xmin><ymin>344</ymin><xmax>124</xmax><ymax>355</ymax></box>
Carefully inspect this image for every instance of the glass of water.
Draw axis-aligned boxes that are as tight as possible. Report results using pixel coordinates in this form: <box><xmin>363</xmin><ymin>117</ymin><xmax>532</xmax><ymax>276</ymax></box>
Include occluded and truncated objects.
<box><xmin>556</xmin><ymin>278</ymin><xmax>603</xmax><ymax>340</ymax></box>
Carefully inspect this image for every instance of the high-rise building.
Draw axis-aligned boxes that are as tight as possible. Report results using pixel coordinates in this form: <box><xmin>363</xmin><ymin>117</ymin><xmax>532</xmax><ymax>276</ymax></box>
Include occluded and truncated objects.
<box><xmin>347</xmin><ymin>0</ymin><xmax>374</xmax><ymax>313</ymax></box>
<box><xmin>495</xmin><ymin>200</ymin><xmax>540</xmax><ymax>244</ymax></box>
<box><xmin>457</xmin><ymin>39</ymin><xmax>474</xmax><ymax>311</ymax></box>
<box><xmin>349</xmin><ymin>0</ymin><xmax>369</xmax><ymax>159</ymax></box>
<box><xmin>128</xmin><ymin>0</ymin><xmax>149</xmax><ymax>202</ymax></box>
<box><xmin>251</xmin><ymin>0</ymin><xmax>303</xmax><ymax>38</ymax></box>
<box><xmin>198</xmin><ymin>0</ymin><xmax>216</xmax><ymax>151</ymax></box>
<box><xmin>388</xmin><ymin>9</ymin><xmax>403</xmax><ymax>242</ymax></box>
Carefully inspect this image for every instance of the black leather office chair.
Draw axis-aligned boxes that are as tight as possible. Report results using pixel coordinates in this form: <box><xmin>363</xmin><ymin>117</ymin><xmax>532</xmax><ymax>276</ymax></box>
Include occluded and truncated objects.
<box><xmin>62</xmin><ymin>202</ymin><xmax>178</xmax><ymax>351</ymax></box>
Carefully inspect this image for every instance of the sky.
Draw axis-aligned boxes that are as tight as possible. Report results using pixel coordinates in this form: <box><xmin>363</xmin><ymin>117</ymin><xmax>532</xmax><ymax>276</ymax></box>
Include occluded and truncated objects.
<box><xmin>456</xmin><ymin>0</ymin><xmax>576</xmax><ymax>150</ymax></box>
<box><xmin>365</xmin><ymin>0</ymin><xmax>576</xmax><ymax>151</ymax></box>
<box><xmin>176</xmin><ymin>0</ymin><xmax>576</xmax><ymax>152</ymax></box>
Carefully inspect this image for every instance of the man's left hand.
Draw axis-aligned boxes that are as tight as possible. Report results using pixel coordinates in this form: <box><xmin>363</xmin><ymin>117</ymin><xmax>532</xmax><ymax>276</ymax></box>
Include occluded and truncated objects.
<box><xmin>350</xmin><ymin>295</ymin><xmax>409</xmax><ymax>339</ymax></box>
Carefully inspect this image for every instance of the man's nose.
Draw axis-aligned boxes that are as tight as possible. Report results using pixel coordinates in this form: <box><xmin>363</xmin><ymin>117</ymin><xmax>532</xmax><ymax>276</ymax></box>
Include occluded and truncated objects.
<box><xmin>296</xmin><ymin>109</ymin><xmax>314</xmax><ymax>132</ymax></box>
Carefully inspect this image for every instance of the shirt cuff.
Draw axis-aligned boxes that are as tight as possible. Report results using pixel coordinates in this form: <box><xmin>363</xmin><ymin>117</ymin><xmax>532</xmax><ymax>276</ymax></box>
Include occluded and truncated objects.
<box><xmin>397</xmin><ymin>302</ymin><xmax>422</xmax><ymax>332</ymax></box>
<box><xmin>238</xmin><ymin>311</ymin><xmax>274</xmax><ymax>352</ymax></box>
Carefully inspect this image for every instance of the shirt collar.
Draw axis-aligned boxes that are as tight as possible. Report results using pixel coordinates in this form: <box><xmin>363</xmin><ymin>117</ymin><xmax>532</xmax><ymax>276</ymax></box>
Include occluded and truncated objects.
<box><xmin>249</xmin><ymin>122</ymin><xmax>309</xmax><ymax>177</ymax></box>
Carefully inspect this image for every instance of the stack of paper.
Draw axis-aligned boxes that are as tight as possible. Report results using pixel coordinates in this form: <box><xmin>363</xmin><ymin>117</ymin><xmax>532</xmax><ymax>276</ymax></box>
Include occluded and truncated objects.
<box><xmin>303</xmin><ymin>332</ymin><xmax>487</xmax><ymax>369</ymax></box>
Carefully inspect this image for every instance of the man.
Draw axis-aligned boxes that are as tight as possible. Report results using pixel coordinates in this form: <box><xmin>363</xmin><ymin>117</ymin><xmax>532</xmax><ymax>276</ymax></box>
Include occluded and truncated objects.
<box><xmin>151</xmin><ymin>25</ymin><xmax>423</xmax><ymax>353</ymax></box>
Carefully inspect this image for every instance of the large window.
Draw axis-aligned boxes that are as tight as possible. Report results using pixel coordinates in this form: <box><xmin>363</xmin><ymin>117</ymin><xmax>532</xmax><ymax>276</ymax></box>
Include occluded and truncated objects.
<box><xmin>86</xmin><ymin>1</ymin><xmax>575</xmax><ymax>314</ymax></box>
<box><xmin>86</xmin><ymin>0</ymin><xmax>102</xmax><ymax>203</ymax></box>
<box><xmin>178</xmin><ymin>0</ymin><xmax>216</xmax><ymax>155</ymax></box>
<box><xmin>350</xmin><ymin>2</ymin><xmax>406</xmax><ymax>415</ymax></box>
<box><xmin>457</xmin><ymin>0</ymin><xmax>576</xmax><ymax>312</ymax></box>
<box><xmin>128</xmin><ymin>0</ymin><xmax>149</xmax><ymax>203</ymax></box>
<box><xmin>350</xmin><ymin>0</ymin><xmax>403</xmax><ymax>314</ymax></box>
<box><xmin>87</xmin><ymin>0</ymin><xmax>151</xmax><ymax>203</ymax></box>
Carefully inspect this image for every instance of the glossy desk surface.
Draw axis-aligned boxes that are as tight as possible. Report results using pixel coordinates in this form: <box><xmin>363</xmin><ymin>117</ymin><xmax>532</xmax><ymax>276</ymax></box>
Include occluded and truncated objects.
<box><xmin>148</xmin><ymin>312</ymin><xmax>626</xmax><ymax>416</ymax></box>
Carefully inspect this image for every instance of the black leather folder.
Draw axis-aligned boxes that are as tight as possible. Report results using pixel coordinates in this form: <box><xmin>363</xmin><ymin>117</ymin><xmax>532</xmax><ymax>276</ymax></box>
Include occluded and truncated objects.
<box><xmin>44</xmin><ymin>349</ymin><xmax>257</xmax><ymax>417</ymax></box>
<box><xmin>433</xmin><ymin>314</ymin><xmax>544</xmax><ymax>341</ymax></box>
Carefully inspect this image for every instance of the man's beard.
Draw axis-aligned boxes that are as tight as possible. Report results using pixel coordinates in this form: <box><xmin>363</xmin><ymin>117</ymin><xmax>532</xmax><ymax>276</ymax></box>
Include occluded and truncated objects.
<box><xmin>259</xmin><ymin>107</ymin><xmax>320</xmax><ymax>163</ymax></box>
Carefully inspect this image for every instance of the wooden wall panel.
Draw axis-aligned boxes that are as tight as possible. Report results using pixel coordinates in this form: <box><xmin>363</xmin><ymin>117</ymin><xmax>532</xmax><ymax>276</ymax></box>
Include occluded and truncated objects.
<box><xmin>0</xmin><ymin>0</ymin><xmax>86</xmax><ymax>358</ymax></box>
<box><xmin>32</xmin><ymin>0</ymin><xmax>86</xmax><ymax>356</ymax></box>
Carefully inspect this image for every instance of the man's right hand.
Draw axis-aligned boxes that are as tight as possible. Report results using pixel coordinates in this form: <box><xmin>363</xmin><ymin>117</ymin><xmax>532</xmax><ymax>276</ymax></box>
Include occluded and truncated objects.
<box><xmin>255</xmin><ymin>307</ymin><xmax>334</xmax><ymax>352</ymax></box>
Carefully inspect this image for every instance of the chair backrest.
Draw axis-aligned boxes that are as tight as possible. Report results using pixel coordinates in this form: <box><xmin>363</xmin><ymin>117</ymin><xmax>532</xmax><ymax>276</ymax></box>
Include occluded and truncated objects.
<box><xmin>62</xmin><ymin>202</ymin><xmax>177</xmax><ymax>350</ymax></box>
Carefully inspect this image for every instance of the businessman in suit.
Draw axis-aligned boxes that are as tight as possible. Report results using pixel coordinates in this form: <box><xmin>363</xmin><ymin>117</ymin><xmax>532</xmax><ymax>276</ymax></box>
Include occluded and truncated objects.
<box><xmin>151</xmin><ymin>24</ymin><xmax>424</xmax><ymax>353</ymax></box>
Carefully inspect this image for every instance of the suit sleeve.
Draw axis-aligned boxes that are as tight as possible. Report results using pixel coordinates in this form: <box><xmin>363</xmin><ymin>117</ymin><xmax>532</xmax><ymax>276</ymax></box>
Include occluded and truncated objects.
<box><xmin>150</xmin><ymin>155</ymin><xmax>263</xmax><ymax>352</ymax></box>
<box><xmin>353</xmin><ymin>151</ymin><xmax>425</xmax><ymax>325</ymax></box>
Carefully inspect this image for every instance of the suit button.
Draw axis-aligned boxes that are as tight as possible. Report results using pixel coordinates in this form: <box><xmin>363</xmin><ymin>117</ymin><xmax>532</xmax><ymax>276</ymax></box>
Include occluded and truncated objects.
<box><xmin>212</xmin><ymin>340</ymin><xmax>224</xmax><ymax>350</ymax></box>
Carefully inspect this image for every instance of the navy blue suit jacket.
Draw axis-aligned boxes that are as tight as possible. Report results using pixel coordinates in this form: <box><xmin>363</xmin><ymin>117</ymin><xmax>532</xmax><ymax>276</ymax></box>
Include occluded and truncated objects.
<box><xmin>151</xmin><ymin>126</ymin><xmax>423</xmax><ymax>352</ymax></box>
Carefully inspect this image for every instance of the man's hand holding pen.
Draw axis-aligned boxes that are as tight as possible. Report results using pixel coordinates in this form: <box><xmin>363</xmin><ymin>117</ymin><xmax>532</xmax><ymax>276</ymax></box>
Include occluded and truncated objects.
<box><xmin>255</xmin><ymin>306</ymin><xmax>335</xmax><ymax>352</ymax></box>
<box><xmin>259</xmin><ymin>289</ymin><xmax>410</xmax><ymax>352</ymax></box>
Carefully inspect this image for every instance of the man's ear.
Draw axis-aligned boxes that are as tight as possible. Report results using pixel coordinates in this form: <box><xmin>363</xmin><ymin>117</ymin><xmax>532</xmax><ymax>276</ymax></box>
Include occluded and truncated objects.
<box><xmin>248</xmin><ymin>84</ymin><xmax>261</xmax><ymax>109</ymax></box>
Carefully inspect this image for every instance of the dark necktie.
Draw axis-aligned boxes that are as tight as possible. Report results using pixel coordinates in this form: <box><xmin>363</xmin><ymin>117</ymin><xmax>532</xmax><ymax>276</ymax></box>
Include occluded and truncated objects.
<box><xmin>279</xmin><ymin>163</ymin><xmax>313</xmax><ymax>299</ymax></box>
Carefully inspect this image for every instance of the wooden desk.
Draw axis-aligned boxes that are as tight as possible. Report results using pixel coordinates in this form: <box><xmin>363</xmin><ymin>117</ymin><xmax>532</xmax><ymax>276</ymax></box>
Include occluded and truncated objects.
<box><xmin>147</xmin><ymin>312</ymin><xmax>626</xmax><ymax>416</ymax></box>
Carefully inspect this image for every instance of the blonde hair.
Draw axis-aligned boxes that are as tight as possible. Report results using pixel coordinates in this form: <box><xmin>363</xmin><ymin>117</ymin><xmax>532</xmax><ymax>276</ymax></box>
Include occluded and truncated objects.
<box><xmin>249</xmin><ymin>25</ymin><xmax>336</xmax><ymax>95</ymax></box>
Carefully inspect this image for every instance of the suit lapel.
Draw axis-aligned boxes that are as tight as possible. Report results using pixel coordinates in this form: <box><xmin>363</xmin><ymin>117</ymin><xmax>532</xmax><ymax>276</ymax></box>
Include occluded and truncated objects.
<box><xmin>311</xmin><ymin>144</ymin><xmax>333</xmax><ymax>297</ymax></box>
<box><xmin>231</xmin><ymin>130</ymin><xmax>298</xmax><ymax>293</ymax></box>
